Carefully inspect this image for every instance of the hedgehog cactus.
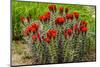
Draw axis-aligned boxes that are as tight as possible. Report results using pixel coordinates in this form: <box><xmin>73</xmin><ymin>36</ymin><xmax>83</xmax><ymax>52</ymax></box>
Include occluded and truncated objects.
<box><xmin>20</xmin><ymin>4</ymin><xmax>89</xmax><ymax>64</ymax></box>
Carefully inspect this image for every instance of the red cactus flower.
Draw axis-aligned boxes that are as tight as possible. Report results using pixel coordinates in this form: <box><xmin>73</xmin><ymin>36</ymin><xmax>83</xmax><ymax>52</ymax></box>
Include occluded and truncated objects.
<box><xmin>32</xmin><ymin>35</ymin><xmax>37</xmax><ymax>40</ymax></box>
<box><xmin>80</xmin><ymin>20</ymin><xmax>88</xmax><ymax>27</ymax></box>
<box><xmin>73</xmin><ymin>24</ymin><xmax>78</xmax><ymax>31</ymax></box>
<box><xmin>44</xmin><ymin>12</ymin><xmax>51</xmax><ymax>16</ymax></box>
<box><xmin>67</xmin><ymin>28</ymin><xmax>73</xmax><ymax>36</ymax></box>
<box><xmin>73</xmin><ymin>24</ymin><xmax>81</xmax><ymax>34</ymax></box>
<box><xmin>31</xmin><ymin>28</ymin><xmax>36</xmax><ymax>32</ymax></box>
<box><xmin>26</xmin><ymin>23</ymin><xmax>39</xmax><ymax>33</ymax></box>
<box><xmin>59</xmin><ymin>7</ymin><xmax>64</xmax><ymax>13</ymax></box>
<box><xmin>48</xmin><ymin>5</ymin><xmax>56</xmax><ymax>12</ymax></box>
<box><xmin>27</xmin><ymin>25</ymin><xmax>33</xmax><ymax>32</ymax></box>
<box><xmin>20</xmin><ymin>16</ymin><xmax>25</xmax><ymax>22</ymax></box>
<box><xmin>55</xmin><ymin>16</ymin><xmax>65</xmax><ymax>25</ymax></box>
<box><xmin>44</xmin><ymin>12</ymin><xmax>51</xmax><ymax>20</ymax></box>
<box><xmin>73</xmin><ymin>11</ymin><xmax>79</xmax><ymax>20</ymax></box>
<box><xmin>80</xmin><ymin>25</ymin><xmax>84</xmax><ymax>30</ymax></box>
<box><xmin>39</xmin><ymin>12</ymin><xmax>51</xmax><ymax>22</ymax></box>
<box><xmin>66</xmin><ymin>14</ymin><xmax>73</xmax><ymax>21</ymax></box>
<box><xmin>83</xmin><ymin>22</ymin><xmax>88</xmax><ymax>27</ymax></box>
<box><xmin>31</xmin><ymin>23</ymin><xmax>39</xmax><ymax>31</ymax></box>
<box><xmin>47</xmin><ymin>29</ymin><xmax>57</xmax><ymax>39</ymax></box>
<box><xmin>81</xmin><ymin>27</ymin><xmax>88</xmax><ymax>32</ymax></box>
<box><xmin>44</xmin><ymin>37</ymin><xmax>50</xmax><ymax>43</ymax></box>
<box><xmin>65</xmin><ymin>8</ymin><xmax>70</xmax><ymax>14</ymax></box>
<box><xmin>39</xmin><ymin>15</ymin><xmax>47</xmax><ymax>22</ymax></box>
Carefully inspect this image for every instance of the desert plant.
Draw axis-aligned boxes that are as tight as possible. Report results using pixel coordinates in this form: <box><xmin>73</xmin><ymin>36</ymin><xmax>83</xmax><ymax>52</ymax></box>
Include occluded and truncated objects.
<box><xmin>15</xmin><ymin>3</ymin><xmax>95</xmax><ymax>64</ymax></box>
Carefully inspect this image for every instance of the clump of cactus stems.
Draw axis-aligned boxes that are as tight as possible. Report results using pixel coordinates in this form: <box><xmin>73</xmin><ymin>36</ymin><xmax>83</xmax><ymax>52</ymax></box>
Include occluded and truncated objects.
<box><xmin>20</xmin><ymin>4</ymin><xmax>88</xmax><ymax>64</ymax></box>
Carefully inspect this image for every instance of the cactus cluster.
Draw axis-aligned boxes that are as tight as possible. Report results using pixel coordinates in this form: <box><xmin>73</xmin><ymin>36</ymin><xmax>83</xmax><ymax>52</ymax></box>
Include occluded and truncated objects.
<box><xmin>20</xmin><ymin>4</ymin><xmax>90</xmax><ymax>64</ymax></box>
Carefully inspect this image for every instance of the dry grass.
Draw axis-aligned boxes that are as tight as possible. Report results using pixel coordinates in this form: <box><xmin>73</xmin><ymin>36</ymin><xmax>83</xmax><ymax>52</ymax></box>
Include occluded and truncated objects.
<box><xmin>12</xmin><ymin>41</ymin><xmax>33</xmax><ymax>66</ymax></box>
